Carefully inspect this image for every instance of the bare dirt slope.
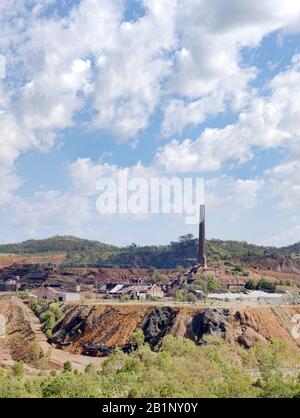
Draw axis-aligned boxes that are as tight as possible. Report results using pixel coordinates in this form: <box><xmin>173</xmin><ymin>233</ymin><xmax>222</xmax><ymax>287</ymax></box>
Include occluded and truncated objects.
<box><xmin>0</xmin><ymin>254</ymin><xmax>65</xmax><ymax>267</ymax></box>
<box><xmin>51</xmin><ymin>303</ymin><xmax>300</xmax><ymax>355</ymax></box>
<box><xmin>0</xmin><ymin>299</ymin><xmax>104</xmax><ymax>372</ymax></box>
<box><xmin>0</xmin><ymin>299</ymin><xmax>38</xmax><ymax>364</ymax></box>
<box><xmin>19</xmin><ymin>301</ymin><xmax>104</xmax><ymax>372</ymax></box>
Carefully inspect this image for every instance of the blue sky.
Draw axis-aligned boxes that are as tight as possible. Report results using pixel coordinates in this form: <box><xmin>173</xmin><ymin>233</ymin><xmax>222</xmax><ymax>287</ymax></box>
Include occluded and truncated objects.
<box><xmin>0</xmin><ymin>0</ymin><xmax>300</xmax><ymax>246</ymax></box>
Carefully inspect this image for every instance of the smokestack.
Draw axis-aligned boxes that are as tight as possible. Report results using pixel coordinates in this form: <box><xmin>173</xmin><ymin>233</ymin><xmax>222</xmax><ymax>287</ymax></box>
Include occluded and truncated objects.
<box><xmin>198</xmin><ymin>204</ymin><xmax>207</xmax><ymax>268</ymax></box>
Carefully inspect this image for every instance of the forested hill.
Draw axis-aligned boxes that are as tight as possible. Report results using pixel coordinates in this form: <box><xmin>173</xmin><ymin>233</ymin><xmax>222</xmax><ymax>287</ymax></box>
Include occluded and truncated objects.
<box><xmin>89</xmin><ymin>237</ymin><xmax>299</xmax><ymax>269</ymax></box>
<box><xmin>0</xmin><ymin>236</ymin><xmax>117</xmax><ymax>256</ymax></box>
<box><xmin>0</xmin><ymin>235</ymin><xmax>299</xmax><ymax>268</ymax></box>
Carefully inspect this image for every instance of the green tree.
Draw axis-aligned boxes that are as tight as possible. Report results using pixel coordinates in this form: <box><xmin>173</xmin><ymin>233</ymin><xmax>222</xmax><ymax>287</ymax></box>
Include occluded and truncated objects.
<box><xmin>257</xmin><ymin>278</ymin><xmax>277</xmax><ymax>293</ymax></box>
<box><xmin>130</xmin><ymin>330</ymin><xmax>145</xmax><ymax>348</ymax></box>
<box><xmin>85</xmin><ymin>364</ymin><xmax>96</xmax><ymax>374</ymax></box>
<box><xmin>13</xmin><ymin>361</ymin><xmax>24</xmax><ymax>379</ymax></box>
<box><xmin>44</xmin><ymin>311</ymin><xmax>56</xmax><ymax>331</ymax></box>
<box><xmin>46</xmin><ymin>329</ymin><xmax>52</xmax><ymax>339</ymax></box>
<box><xmin>28</xmin><ymin>341</ymin><xmax>41</xmax><ymax>364</ymax></box>
<box><xmin>285</xmin><ymin>280</ymin><xmax>291</xmax><ymax>287</ymax></box>
<box><xmin>174</xmin><ymin>289</ymin><xmax>189</xmax><ymax>301</ymax></box>
<box><xmin>179</xmin><ymin>234</ymin><xmax>194</xmax><ymax>242</ymax></box>
<box><xmin>186</xmin><ymin>293</ymin><xmax>198</xmax><ymax>303</ymax></box>
<box><xmin>63</xmin><ymin>361</ymin><xmax>73</xmax><ymax>373</ymax></box>
<box><xmin>245</xmin><ymin>279</ymin><xmax>257</xmax><ymax>290</ymax></box>
<box><xmin>207</xmin><ymin>275</ymin><xmax>219</xmax><ymax>293</ymax></box>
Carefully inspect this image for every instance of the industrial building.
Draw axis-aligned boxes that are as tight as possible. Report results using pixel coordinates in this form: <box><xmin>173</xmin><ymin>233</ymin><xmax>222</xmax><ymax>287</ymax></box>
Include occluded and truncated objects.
<box><xmin>31</xmin><ymin>287</ymin><xmax>81</xmax><ymax>302</ymax></box>
<box><xmin>108</xmin><ymin>284</ymin><xmax>164</xmax><ymax>300</ymax></box>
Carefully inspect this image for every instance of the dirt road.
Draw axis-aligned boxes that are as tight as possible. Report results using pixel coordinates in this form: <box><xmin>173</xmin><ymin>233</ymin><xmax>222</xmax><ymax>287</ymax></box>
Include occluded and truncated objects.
<box><xmin>17</xmin><ymin>300</ymin><xmax>104</xmax><ymax>372</ymax></box>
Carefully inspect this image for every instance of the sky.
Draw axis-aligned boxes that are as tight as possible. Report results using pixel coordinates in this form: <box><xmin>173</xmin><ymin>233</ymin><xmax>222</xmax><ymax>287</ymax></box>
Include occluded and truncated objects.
<box><xmin>0</xmin><ymin>0</ymin><xmax>300</xmax><ymax>247</ymax></box>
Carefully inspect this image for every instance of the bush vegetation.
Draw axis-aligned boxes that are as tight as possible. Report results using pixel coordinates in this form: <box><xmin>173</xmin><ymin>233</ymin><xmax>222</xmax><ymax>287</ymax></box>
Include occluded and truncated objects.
<box><xmin>0</xmin><ymin>336</ymin><xmax>300</xmax><ymax>398</ymax></box>
<box><xmin>31</xmin><ymin>301</ymin><xmax>67</xmax><ymax>337</ymax></box>
<box><xmin>245</xmin><ymin>278</ymin><xmax>277</xmax><ymax>293</ymax></box>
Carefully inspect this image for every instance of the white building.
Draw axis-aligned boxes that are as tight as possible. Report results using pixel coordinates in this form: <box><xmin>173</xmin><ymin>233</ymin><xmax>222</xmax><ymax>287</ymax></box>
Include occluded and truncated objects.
<box><xmin>108</xmin><ymin>284</ymin><xmax>165</xmax><ymax>300</ymax></box>
<box><xmin>31</xmin><ymin>287</ymin><xmax>80</xmax><ymax>302</ymax></box>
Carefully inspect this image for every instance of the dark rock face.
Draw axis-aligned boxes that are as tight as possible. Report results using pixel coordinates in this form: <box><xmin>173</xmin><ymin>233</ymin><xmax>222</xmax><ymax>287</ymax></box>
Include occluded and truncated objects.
<box><xmin>49</xmin><ymin>304</ymin><xmax>282</xmax><ymax>355</ymax></box>
<box><xmin>190</xmin><ymin>308</ymin><xmax>268</xmax><ymax>349</ymax></box>
<box><xmin>141</xmin><ymin>307</ymin><xmax>178</xmax><ymax>346</ymax></box>
<box><xmin>191</xmin><ymin>309</ymin><xmax>232</xmax><ymax>342</ymax></box>
<box><xmin>82</xmin><ymin>343</ymin><xmax>113</xmax><ymax>357</ymax></box>
<box><xmin>52</xmin><ymin>306</ymin><xmax>93</xmax><ymax>346</ymax></box>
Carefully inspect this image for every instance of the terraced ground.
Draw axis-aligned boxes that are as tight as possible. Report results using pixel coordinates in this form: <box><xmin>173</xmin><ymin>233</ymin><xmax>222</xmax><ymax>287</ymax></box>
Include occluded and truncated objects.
<box><xmin>0</xmin><ymin>299</ymin><xmax>104</xmax><ymax>372</ymax></box>
<box><xmin>49</xmin><ymin>303</ymin><xmax>300</xmax><ymax>355</ymax></box>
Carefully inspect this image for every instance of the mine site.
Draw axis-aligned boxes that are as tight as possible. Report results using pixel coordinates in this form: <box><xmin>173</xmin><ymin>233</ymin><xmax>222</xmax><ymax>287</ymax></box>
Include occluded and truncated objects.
<box><xmin>2</xmin><ymin>0</ymin><xmax>300</xmax><ymax>403</ymax></box>
<box><xmin>1</xmin><ymin>205</ymin><xmax>300</xmax><ymax>381</ymax></box>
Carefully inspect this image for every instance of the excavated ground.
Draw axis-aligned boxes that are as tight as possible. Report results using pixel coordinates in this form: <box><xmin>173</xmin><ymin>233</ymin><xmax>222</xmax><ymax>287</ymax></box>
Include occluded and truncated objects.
<box><xmin>0</xmin><ymin>300</ymin><xmax>40</xmax><ymax>365</ymax></box>
<box><xmin>0</xmin><ymin>254</ymin><xmax>65</xmax><ymax>267</ymax></box>
<box><xmin>51</xmin><ymin>304</ymin><xmax>300</xmax><ymax>355</ymax></box>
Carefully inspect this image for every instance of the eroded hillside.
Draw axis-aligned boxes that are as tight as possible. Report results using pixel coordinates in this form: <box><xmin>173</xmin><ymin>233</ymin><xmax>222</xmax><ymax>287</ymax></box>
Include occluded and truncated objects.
<box><xmin>50</xmin><ymin>304</ymin><xmax>300</xmax><ymax>355</ymax></box>
<box><xmin>0</xmin><ymin>254</ymin><xmax>65</xmax><ymax>268</ymax></box>
<box><xmin>0</xmin><ymin>300</ymin><xmax>42</xmax><ymax>364</ymax></box>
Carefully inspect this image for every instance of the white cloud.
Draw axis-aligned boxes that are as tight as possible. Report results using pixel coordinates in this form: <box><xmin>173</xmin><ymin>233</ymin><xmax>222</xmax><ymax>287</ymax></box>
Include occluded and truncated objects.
<box><xmin>156</xmin><ymin>56</ymin><xmax>300</xmax><ymax>173</ymax></box>
<box><xmin>92</xmin><ymin>0</ymin><xmax>176</xmax><ymax>139</ymax></box>
<box><xmin>1</xmin><ymin>0</ymin><xmax>300</xmax><ymax>159</ymax></box>
<box><xmin>161</xmin><ymin>0</ymin><xmax>300</xmax><ymax>135</ymax></box>
<box><xmin>0</xmin><ymin>0</ymin><xmax>300</xmax><ymax>244</ymax></box>
<box><xmin>233</xmin><ymin>179</ymin><xmax>262</xmax><ymax>209</ymax></box>
<box><xmin>5</xmin><ymin>191</ymin><xmax>92</xmax><ymax>234</ymax></box>
<box><xmin>205</xmin><ymin>176</ymin><xmax>262</xmax><ymax>211</ymax></box>
<box><xmin>0</xmin><ymin>167</ymin><xmax>23</xmax><ymax>206</ymax></box>
<box><xmin>69</xmin><ymin>157</ymin><xmax>159</xmax><ymax>197</ymax></box>
<box><xmin>266</xmin><ymin>160</ymin><xmax>300</xmax><ymax>210</ymax></box>
<box><xmin>162</xmin><ymin>68</ymin><xmax>256</xmax><ymax>136</ymax></box>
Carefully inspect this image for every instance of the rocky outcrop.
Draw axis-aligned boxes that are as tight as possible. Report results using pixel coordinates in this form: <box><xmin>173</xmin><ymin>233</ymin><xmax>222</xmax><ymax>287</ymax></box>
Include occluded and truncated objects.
<box><xmin>52</xmin><ymin>305</ymin><xmax>93</xmax><ymax>347</ymax></box>
<box><xmin>189</xmin><ymin>307</ymin><xmax>300</xmax><ymax>349</ymax></box>
<box><xmin>51</xmin><ymin>305</ymin><xmax>150</xmax><ymax>355</ymax></box>
<box><xmin>141</xmin><ymin>307</ymin><xmax>178</xmax><ymax>346</ymax></box>
<box><xmin>237</xmin><ymin>328</ymin><xmax>267</xmax><ymax>349</ymax></box>
<box><xmin>191</xmin><ymin>309</ymin><xmax>232</xmax><ymax>342</ymax></box>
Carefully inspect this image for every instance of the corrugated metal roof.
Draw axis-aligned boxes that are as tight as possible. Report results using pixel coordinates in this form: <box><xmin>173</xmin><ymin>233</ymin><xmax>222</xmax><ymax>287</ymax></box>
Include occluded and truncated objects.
<box><xmin>109</xmin><ymin>284</ymin><xmax>124</xmax><ymax>294</ymax></box>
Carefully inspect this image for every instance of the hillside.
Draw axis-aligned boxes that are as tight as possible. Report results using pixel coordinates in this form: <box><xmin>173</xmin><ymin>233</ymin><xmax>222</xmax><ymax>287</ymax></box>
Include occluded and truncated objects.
<box><xmin>0</xmin><ymin>235</ymin><xmax>299</xmax><ymax>269</ymax></box>
<box><xmin>0</xmin><ymin>236</ymin><xmax>118</xmax><ymax>258</ymax></box>
<box><xmin>37</xmin><ymin>303</ymin><xmax>300</xmax><ymax>354</ymax></box>
<box><xmin>65</xmin><ymin>237</ymin><xmax>300</xmax><ymax>268</ymax></box>
<box><xmin>280</xmin><ymin>242</ymin><xmax>300</xmax><ymax>256</ymax></box>
<box><xmin>3</xmin><ymin>299</ymin><xmax>300</xmax><ymax>398</ymax></box>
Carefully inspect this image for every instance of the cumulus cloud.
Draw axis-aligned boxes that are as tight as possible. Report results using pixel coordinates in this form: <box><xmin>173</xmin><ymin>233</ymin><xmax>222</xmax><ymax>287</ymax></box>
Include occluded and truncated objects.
<box><xmin>0</xmin><ymin>190</ymin><xmax>92</xmax><ymax>242</ymax></box>
<box><xmin>233</xmin><ymin>179</ymin><xmax>262</xmax><ymax>209</ymax></box>
<box><xmin>205</xmin><ymin>176</ymin><xmax>262</xmax><ymax>211</ymax></box>
<box><xmin>156</xmin><ymin>56</ymin><xmax>300</xmax><ymax>173</ymax></box>
<box><xmin>0</xmin><ymin>0</ymin><xmax>300</xmax><ymax>243</ymax></box>
<box><xmin>266</xmin><ymin>160</ymin><xmax>300</xmax><ymax>210</ymax></box>
<box><xmin>161</xmin><ymin>0</ymin><xmax>300</xmax><ymax>135</ymax></box>
<box><xmin>69</xmin><ymin>157</ymin><xmax>159</xmax><ymax>197</ymax></box>
<box><xmin>1</xmin><ymin>0</ymin><xmax>300</xmax><ymax>162</ymax></box>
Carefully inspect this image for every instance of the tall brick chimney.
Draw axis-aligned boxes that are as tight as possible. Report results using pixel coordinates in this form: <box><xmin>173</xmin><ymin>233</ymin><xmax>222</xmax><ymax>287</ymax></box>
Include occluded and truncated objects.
<box><xmin>198</xmin><ymin>204</ymin><xmax>207</xmax><ymax>268</ymax></box>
